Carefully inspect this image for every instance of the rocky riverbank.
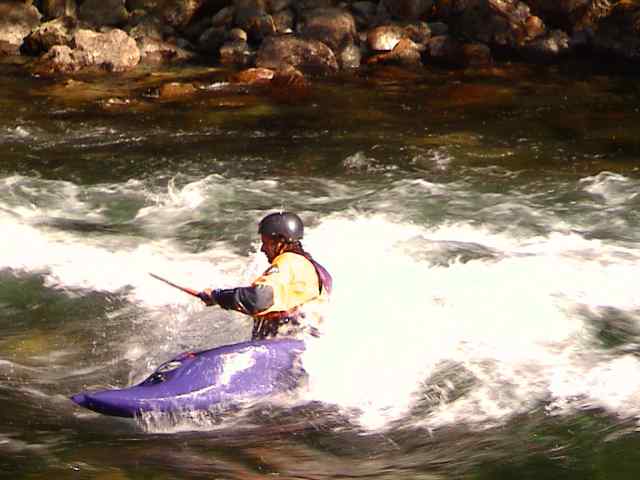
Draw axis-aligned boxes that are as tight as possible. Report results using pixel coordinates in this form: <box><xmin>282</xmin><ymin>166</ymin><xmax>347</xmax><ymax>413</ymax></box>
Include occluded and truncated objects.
<box><xmin>1</xmin><ymin>1</ymin><xmax>639</xmax><ymax>90</ymax></box>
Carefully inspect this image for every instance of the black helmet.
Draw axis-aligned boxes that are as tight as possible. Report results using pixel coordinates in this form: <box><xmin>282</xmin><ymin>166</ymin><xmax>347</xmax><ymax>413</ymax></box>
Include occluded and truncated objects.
<box><xmin>258</xmin><ymin>212</ymin><xmax>303</xmax><ymax>242</ymax></box>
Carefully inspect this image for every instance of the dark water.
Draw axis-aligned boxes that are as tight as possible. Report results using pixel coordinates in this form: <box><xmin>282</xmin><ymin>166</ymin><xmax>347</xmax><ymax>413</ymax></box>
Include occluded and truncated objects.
<box><xmin>1</xmin><ymin>58</ymin><xmax>640</xmax><ymax>479</ymax></box>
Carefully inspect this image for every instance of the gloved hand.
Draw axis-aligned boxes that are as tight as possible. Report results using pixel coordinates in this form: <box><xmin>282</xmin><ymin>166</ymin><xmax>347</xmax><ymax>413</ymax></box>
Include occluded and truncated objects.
<box><xmin>197</xmin><ymin>289</ymin><xmax>216</xmax><ymax>306</ymax></box>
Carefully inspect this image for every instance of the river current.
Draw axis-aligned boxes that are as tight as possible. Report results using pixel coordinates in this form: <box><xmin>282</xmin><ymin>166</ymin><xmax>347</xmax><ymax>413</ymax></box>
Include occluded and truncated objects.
<box><xmin>1</xmin><ymin>60</ymin><xmax>640</xmax><ymax>479</ymax></box>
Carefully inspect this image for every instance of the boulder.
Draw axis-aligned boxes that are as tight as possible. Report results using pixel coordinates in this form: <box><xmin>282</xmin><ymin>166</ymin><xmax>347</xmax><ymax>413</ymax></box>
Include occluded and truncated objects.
<box><xmin>267</xmin><ymin>0</ymin><xmax>292</xmax><ymax>13</ymax></box>
<box><xmin>524</xmin><ymin>0</ymin><xmax>592</xmax><ymax>31</ymax></box>
<box><xmin>41</xmin><ymin>0</ymin><xmax>77</xmax><ymax>20</ymax></box>
<box><xmin>219</xmin><ymin>39</ymin><xmax>255</xmax><ymax>65</ymax></box>
<box><xmin>198</xmin><ymin>25</ymin><xmax>226</xmax><ymax>52</ymax></box>
<box><xmin>367</xmin><ymin>37</ymin><xmax>422</xmax><ymax>65</ymax></box>
<box><xmin>32</xmin><ymin>44</ymin><xmax>88</xmax><ymax>74</ymax></box>
<box><xmin>426</xmin><ymin>35</ymin><xmax>492</xmax><ymax>67</ymax></box>
<box><xmin>591</xmin><ymin>2</ymin><xmax>640</xmax><ymax>62</ymax></box>
<box><xmin>72</xmin><ymin>29</ymin><xmax>140</xmax><ymax>71</ymax></box>
<box><xmin>0</xmin><ymin>2</ymin><xmax>41</xmax><ymax>48</ymax></box>
<box><xmin>256</xmin><ymin>33</ymin><xmax>338</xmax><ymax>73</ymax></box>
<box><xmin>79</xmin><ymin>0</ymin><xmax>130</xmax><ymax>28</ymax></box>
<box><xmin>521</xmin><ymin>29</ymin><xmax>571</xmax><ymax>61</ymax></box>
<box><xmin>211</xmin><ymin>5</ymin><xmax>235</xmax><ymax>27</ymax></box>
<box><xmin>229</xmin><ymin>66</ymin><xmax>275</xmax><ymax>84</ymax></box>
<box><xmin>298</xmin><ymin>8</ymin><xmax>358</xmax><ymax>51</ymax></box>
<box><xmin>158</xmin><ymin>81</ymin><xmax>198</xmax><ymax>99</ymax></box>
<box><xmin>234</xmin><ymin>1</ymin><xmax>276</xmax><ymax>43</ymax></box>
<box><xmin>22</xmin><ymin>16</ymin><xmax>77</xmax><ymax>55</ymax></box>
<box><xmin>381</xmin><ymin>0</ymin><xmax>434</xmax><ymax>20</ymax></box>
<box><xmin>367</xmin><ymin>24</ymin><xmax>405</xmax><ymax>51</ymax></box>
<box><xmin>125</xmin><ymin>0</ymin><xmax>212</xmax><ymax>29</ymax></box>
<box><xmin>137</xmin><ymin>36</ymin><xmax>195</xmax><ymax>63</ymax></box>
<box><xmin>272</xmin><ymin>8</ymin><xmax>294</xmax><ymax>33</ymax></box>
<box><xmin>338</xmin><ymin>42</ymin><xmax>361</xmax><ymax>69</ymax></box>
<box><xmin>269</xmin><ymin>66</ymin><xmax>311</xmax><ymax>103</ymax></box>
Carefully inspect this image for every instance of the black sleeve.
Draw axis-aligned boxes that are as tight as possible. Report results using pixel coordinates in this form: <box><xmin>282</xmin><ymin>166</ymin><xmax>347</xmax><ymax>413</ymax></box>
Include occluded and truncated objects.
<box><xmin>213</xmin><ymin>285</ymin><xmax>274</xmax><ymax>315</ymax></box>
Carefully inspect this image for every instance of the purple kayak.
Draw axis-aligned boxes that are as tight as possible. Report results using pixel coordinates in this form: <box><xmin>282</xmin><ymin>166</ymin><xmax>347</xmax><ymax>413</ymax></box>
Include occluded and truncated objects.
<box><xmin>71</xmin><ymin>338</ymin><xmax>305</xmax><ymax>418</ymax></box>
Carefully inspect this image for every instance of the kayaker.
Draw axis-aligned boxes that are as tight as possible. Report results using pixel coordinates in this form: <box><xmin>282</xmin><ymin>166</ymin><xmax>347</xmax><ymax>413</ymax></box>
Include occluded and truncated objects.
<box><xmin>198</xmin><ymin>212</ymin><xmax>332</xmax><ymax>340</ymax></box>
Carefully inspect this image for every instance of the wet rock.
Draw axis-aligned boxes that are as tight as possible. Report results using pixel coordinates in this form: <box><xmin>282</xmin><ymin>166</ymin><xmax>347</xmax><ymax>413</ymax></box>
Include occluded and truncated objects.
<box><xmin>128</xmin><ymin>14</ymin><xmax>173</xmax><ymax>41</ymax></box>
<box><xmin>234</xmin><ymin>0</ymin><xmax>276</xmax><ymax>43</ymax></box>
<box><xmin>522</xmin><ymin>29</ymin><xmax>571</xmax><ymax>62</ymax></box>
<box><xmin>351</xmin><ymin>1</ymin><xmax>378</xmax><ymax>28</ymax></box>
<box><xmin>367</xmin><ymin>37</ymin><xmax>422</xmax><ymax>65</ymax></box>
<box><xmin>0</xmin><ymin>2</ymin><xmax>41</xmax><ymax>49</ymax></box>
<box><xmin>267</xmin><ymin>0</ymin><xmax>292</xmax><ymax>13</ymax></box>
<box><xmin>256</xmin><ymin>34</ymin><xmax>338</xmax><ymax>73</ymax></box>
<box><xmin>426</xmin><ymin>35</ymin><xmax>492</xmax><ymax>68</ymax></box>
<box><xmin>428</xmin><ymin>21</ymin><xmax>448</xmax><ymax>36</ymax></box>
<box><xmin>229</xmin><ymin>66</ymin><xmax>275</xmax><ymax>84</ymax></box>
<box><xmin>524</xmin><ymin>0</ymin><xmax>592</xmax><ymax>31</ymax></box>
<box><xmin>272</xmin><ymin>8</ymin><xmax>295</xmax><ymax>33</ymax></box>
<box><xmin>22</xmin><ymin>16</ymin><xmax>77</xmax><ymax>55</ymax></box>
<box><xmin>219</xmin><ymin>39</ymin><xmax>255</xmax><ymax>66</ymax></box>
<box><xmin>298</xmin><ymin>8</ymin><xmax>358</xmax><ymax>52</ymax></box>
<box><xmin>338</xmin><ymin>42</ymin><xmax>361</xmax><ymax>69</ymax></box>
<box><xmin>211</xmin><ymin>5</ymin><xmax>235</xmax><ymax>27</ymax></box>
<box><xmin>79</xmin><ymin>0</ymin><xmax>130</xmax><ymax>28</ymax></box>
<box><xmin>367</xmin><ymin>24</ymin><xmax>405</xmax><ymax>51</ymax></box>
<box><xmin>434</xmin><ymin>0</ymin><xmax>544</xmax><ymax>49</ymax></box>
<box><xmin>42</xmin><ymin>0</ymin><xmax>77</xmax><ymax>20</ymax></box>
<box><xmin>158</xmin><ymin>81</ymin><xmax>198</xmax><ymax>98</ymax></box>
<box><xmin>269</xmin><ymin>66</ymin><xmax>311</xmax><ymax>102</ymax></box>
<box><xmin>228</xmin><ymin>27</ymin><xmax>248</xmax><ymax>42</ymax></box>
<box><xmin>290</xmin><ymin>0</ymin><xmax>333</xmax><ymax>15</ymax></box>
<box><xmin>126</xmin><ymin>0</ymin><xmax>210</xmax><ymax>29</ymax></box>
<box><xmin>0</xmin><ymin>40</ymin><xmax>20</xmax><ymax>57</ymax></box>
<box><xmin>381</xmin><ymin>0</ymin><xmax>434</xmax><ymax>21</ymax></box>
<box><xmin>591</xmin><ymin>2</ymin><xmax>640</xmax><ymax>62</ymax></box>
<box><xmin>404</xmin><ymin>21</ymin><xmax>432</xmax><ymax>45</ymax></box>
<box><xmin>137</xmin><ymin>36</ymin><xmax>195</xmax><ymax>63</ymax></box>
<box><xmin>198</xmin><ymin>25</ymin><xmax>226</xmax><ymax>52</ymax></box>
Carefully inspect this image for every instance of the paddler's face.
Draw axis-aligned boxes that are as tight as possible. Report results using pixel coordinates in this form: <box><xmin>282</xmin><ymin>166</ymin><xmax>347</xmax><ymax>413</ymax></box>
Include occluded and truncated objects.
<box><xmin>260</xmin><ymin>234</ymin><xmax>279</xmax><ymax>262</ymax></box>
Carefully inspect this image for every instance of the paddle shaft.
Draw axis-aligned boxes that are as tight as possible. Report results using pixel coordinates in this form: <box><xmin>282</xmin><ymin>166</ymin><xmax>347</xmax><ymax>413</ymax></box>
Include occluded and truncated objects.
<box><xmin>149</xmin><ymin>273</ymin><xmax>200</xmax><ymax>298</ymax></box>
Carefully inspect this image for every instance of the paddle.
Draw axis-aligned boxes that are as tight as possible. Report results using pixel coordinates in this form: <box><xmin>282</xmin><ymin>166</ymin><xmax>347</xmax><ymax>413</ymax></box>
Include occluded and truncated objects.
<box><xmin>149</xmin><ymin>272</ymin><xmax>201</xmax><ymax>298</ymax></box>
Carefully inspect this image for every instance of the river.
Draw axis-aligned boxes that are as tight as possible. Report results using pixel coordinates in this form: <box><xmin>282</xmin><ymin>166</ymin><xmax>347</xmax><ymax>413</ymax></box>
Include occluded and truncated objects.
<box><xmin>1</xmin><ymin>59</ymin><xmax>640</xmax><ymax>479</ymax></box>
